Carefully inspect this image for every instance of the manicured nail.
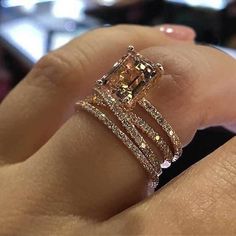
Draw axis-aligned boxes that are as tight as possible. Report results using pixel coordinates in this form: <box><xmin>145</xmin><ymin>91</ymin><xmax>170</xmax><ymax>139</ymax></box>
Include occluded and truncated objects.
<box><xmin>159</xmin><ymin>24</ymin><xmax>196</xmax><ymax>41</ymax></box>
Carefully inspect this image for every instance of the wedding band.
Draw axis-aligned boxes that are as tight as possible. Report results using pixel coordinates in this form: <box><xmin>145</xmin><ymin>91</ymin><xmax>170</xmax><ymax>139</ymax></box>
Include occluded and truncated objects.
<box><xmin>75</xmin><ymin>46</ymin><xmax>183</xmax><ymax>188</ymax></box>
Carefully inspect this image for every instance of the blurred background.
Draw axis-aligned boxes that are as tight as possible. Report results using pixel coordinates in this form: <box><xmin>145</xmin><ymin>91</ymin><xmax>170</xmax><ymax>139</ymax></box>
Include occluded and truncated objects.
<box><xmin>0</xmin><ymin>0</ymin><xmax>235</xmax><ymax>187</ymax></box>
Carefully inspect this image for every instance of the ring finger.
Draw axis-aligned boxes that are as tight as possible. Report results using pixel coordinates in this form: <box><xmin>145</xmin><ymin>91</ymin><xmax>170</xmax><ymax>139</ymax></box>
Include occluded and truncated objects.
<box><xmin>0</xmin><ymin>25</ymin><xmax>194</xmax><ymax>164</ymax></box>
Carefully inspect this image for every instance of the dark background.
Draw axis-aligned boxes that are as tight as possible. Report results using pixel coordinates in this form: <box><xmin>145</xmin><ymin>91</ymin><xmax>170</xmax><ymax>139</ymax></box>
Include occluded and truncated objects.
<box><xmin>0</xmin><ymin>0</ymin><xmax>235</xmax><ymax>188</ymax></box>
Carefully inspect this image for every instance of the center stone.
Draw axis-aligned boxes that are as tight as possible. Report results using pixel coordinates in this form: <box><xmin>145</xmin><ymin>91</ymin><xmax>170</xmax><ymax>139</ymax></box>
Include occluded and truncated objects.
<box><xmin>99</xmin><ymin>52</ymin><xmax>162</xmax><ymax>108</ymax></box>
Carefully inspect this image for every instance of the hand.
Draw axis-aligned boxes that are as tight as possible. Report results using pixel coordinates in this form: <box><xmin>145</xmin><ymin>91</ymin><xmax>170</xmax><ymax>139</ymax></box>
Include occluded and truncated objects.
<box><xmin>0</xmin><ymin>25</ymin><xmax>235</xmax><ymax>235</ymax></box>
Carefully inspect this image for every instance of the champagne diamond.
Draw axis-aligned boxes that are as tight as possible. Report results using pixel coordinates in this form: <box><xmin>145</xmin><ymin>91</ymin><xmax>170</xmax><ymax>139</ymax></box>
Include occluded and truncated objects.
<box><xmin>97</xmin><ymin>47</ymin><xmax>163</xmax><ymax>109</ymax></box>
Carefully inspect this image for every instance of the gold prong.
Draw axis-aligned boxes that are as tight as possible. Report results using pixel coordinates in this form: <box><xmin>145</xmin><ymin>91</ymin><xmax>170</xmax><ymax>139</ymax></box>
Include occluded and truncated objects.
<box><xmin>156</xmin><ymin>63</ymin><xmax>164</xmax><ymax>74</ymax></box>
<box><xmin>128</xmin><ymin>45</ymin><xmax>135</xmax><ymax>52</ymax></box>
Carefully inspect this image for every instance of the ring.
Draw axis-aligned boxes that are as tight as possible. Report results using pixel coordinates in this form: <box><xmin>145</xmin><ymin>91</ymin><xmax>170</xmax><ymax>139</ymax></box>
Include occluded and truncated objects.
<box><xmin>75</xmin><ymin>46</ymin><xmax>182</xmax><ymax>188</ymax></box>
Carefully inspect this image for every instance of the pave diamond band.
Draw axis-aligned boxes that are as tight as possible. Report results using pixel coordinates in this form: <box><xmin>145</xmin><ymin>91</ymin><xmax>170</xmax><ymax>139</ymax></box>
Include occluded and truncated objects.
<box><xmin>75</xmin><ymin>46</ymin><xmax>182</xmax><ymax>188</ymax></box>
<box><xmin>139</xmin><ymin>98</ymin><xmax>182</xmax><ymax>161</ymax></box>
<box><xmin>130</xmin><ymin>112</ymin><xmax>174</xmax><ymax>168</ymax></box>
<box><xmin>94</xmin><ymin>87</ymin><xmax>162</xmax><ymax>175</ymax></box>
<box><xmin>76</xmin><ymin>100</ymin><xmax>159</xmax><ymax>188</ymax></box>
<box><xmin>87</xmin><ymin>94</ymin><xmax>173</xmax><ymax>168</ymax></box>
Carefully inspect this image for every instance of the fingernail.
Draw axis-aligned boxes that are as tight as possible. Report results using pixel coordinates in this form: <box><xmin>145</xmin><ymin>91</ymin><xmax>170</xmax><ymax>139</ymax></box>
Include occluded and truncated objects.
<box><xmin>158</xmin><ymin>24</ymin><xmax>196</xmax><ymax>41</ymax></box>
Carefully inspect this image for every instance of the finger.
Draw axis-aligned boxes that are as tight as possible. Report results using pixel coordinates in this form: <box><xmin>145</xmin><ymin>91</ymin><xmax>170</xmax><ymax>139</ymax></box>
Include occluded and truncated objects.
<box><xmin>159</xmin><ymin>24</ymin><xmax>196</xmax><ymax>41</ymax></box>
<box><xmin>144</xmin><ymin>45</ymin><xmax>236</xmax><ymax>143</ymax></box>
<box><xmin>0</xmin><ymin>25</ymin><xmax>194</xmax><ymax>164</ymax></box>
<box><xmin>11</xmin><ymin>44</ymin><xmax>236</xmax><ymax>221</ymax></box>
<box><xmin>111</xmin><ymin>137</ymin><xmax>236</xmax><ymax>235</ymax></box>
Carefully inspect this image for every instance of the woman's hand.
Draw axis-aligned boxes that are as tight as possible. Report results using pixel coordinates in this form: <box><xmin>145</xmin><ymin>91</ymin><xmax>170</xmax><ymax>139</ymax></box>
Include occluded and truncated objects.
<box><xmin>0</xmin><ymin>25</ymin><xmax>235</xmax><ymax>235</ymax></box>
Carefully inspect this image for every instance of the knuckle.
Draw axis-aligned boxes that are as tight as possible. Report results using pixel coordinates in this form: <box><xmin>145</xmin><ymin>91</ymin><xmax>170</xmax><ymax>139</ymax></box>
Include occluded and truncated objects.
<box><xmin>143</xmin><ymin>46</ymin><xmax>198</xmax><ymax>106</ymax></box>
<box><xmin>143</xmin><ymin>46</ymin><xmax>198</xmax><ymax>119</ymax></box>
<box><xmin>27</xmin><ymin>42</ymin><xmax>94</xmax><ymax>93</ymax></box>
<box><xmin>152</xmin><ymin>46</ymin><xmax>195</xmax><ymax>88</ymax></box>
<box><xmin>143</xmin><ymin>45</ymin><xmax>217</xmax><ymax>133</ymax></box>
<box><xmin>29</xmin><ymin>51</ymin><xmax>73</xmax><ymax>89</ymax></box>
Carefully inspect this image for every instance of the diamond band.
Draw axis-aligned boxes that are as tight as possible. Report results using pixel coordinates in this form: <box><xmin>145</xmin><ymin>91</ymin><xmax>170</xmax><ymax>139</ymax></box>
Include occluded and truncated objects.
<box><xmin>94</xmin><ymin>87</ymin><xmax>162</xmax><ymax>175</ymax></box>
<box><xmin>76</xmin><ymin>100</ymin><xmax>159</xmax><ymax>188</ymax></box>
<box><xmin>88</xmin><ymin>94</ymin><xmax>173</xmax><ymax>168</ymax></box>
<box><xmin>139</xmin><ymin>98</ymin><xmax>182</xmax><ymax>161</ymax></box>
<box><xmin>130</xmin><ymin>113</ymin><xmax>173</xmax><ymax>168</ymax></box>
<box><xmin>75</xmin><ymin>46</ymin><xmax>182</xmax><ymax>188</ymax></box>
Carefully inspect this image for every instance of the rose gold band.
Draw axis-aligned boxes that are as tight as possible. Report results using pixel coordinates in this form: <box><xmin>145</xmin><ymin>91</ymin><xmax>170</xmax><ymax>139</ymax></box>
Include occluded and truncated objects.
<box><xmin>75</xmin><ymin>46</ymin><xmax>182</xmax><ymax>188</ymax></box>
<box><xmin>139</xmin><ymin>98</ymin><xmax>182</xmax><ymax>161</ymax></box>
<box><xmin>76</xmin><ymin>100</ymin><xmax>160</xmax><ymax>188</ymax></box>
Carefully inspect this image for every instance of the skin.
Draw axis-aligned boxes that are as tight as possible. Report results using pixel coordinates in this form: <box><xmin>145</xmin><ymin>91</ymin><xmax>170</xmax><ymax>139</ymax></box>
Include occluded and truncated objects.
<box><xmin>0</xmin><ymin>25</ymin><xmax>235</xmax><ymax>235</ymax></box>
